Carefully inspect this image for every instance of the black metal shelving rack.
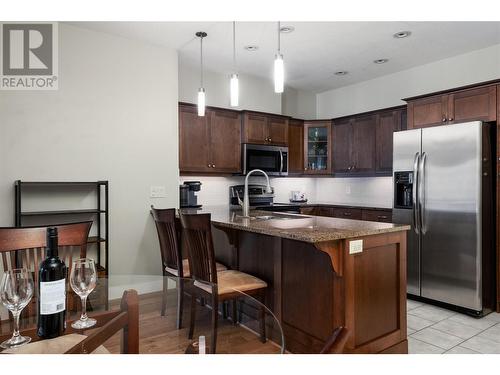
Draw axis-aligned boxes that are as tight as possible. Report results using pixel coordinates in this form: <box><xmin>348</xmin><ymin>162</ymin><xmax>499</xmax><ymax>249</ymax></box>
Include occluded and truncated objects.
<box><xmin>14</xmin><ymin>180</ymin><xmax>109</xmax><ymax>276</ymax></box>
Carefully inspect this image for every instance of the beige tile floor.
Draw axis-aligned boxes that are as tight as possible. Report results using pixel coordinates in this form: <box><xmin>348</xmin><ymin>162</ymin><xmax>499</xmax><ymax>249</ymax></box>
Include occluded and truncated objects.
<box><xmin>407</xmin><ymin>299</ymin><xmax>500</xmax><ymax>353</ymax></box>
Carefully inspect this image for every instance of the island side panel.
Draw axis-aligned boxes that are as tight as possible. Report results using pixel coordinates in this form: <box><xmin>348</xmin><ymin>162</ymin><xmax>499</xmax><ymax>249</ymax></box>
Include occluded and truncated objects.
<box><xmin>343</xmin><ymin>231</ymin><xmax>408</xmax><ymax>354</ymax></box>
<box><xmin>281</xmin><ymin>238</ymin><xmax>341</xmax><ymax>353</ymax></box>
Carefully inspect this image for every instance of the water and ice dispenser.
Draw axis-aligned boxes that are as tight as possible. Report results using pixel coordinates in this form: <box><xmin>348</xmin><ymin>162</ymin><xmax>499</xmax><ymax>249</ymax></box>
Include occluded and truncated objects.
<box><xmin>394</xmin><ymin>172</ymin><xmax>413</xmax><ymax>209</ymax></box>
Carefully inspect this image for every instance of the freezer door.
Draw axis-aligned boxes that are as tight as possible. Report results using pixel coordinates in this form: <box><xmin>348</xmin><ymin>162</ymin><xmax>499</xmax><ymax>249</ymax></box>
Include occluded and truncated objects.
<box><xmin>420</xmin><ymin>121</ymin><xmax>482</xmax><ymax>311</ymax></box>
<box><xmin>393</xmin><ymin>129</ymin><xmax>422</xmax><ymax>296</ymax></box>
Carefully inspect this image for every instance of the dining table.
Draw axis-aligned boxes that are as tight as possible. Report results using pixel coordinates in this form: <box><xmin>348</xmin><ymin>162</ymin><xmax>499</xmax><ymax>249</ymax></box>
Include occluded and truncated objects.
<box><xmin>0</xmin><ymin>275</ymin><xmax>285</xmax><ymax>354</ymax></box>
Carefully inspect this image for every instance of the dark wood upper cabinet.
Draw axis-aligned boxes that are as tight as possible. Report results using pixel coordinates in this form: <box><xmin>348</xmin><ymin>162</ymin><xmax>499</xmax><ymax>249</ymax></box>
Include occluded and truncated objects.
<box><xmin>179</xmin><ymin>104</ymin><xmax>241</xmax><ymax>174</ymax></box>
<box><xmin>179</xmin><ymin>104</ymin><xmax>211</xmax><ymax>173</ymax></box>
<box><xmin>332</xmin><ymin>118</ymin><xmax>352</xmax><ymax>174</ymax></box>
<box><xmin>407</xmin><ymin>95</ymin><xmax>447</xmax><ymax>129</ymax></box>
<box><xmin>351</xmin><ymin>115</ymin><xmax>376</xmax><ymax>174</ymax></box>
<box><xmin>242</xmin><ymin>111</ymin><xmax>289</xmax><ymax>146</ymax></box>
<box><xmin>407</xmin><ymin>85</ymin><xmax>497</xmax><ymax>129</ymax></box>
<box><xmin>268</xmin><ymin>116</ymin><xmax>289</xmax><ymax>145</ymax></box>
<box><xmin>303</xmin><ymin>121</ymin><xmax>332</xmax><ymax>174</ymax></box>
<box><xmin>242</xmin><ymin>112</ymin><xmax>268</xmax><ymax>144</ymax></box>
<box><xmin>288</xmin><ymin>119</ymin><xmax>304</xmax><ymax>174</ymax></box>
<box><xmin>376</xmin><ymin>109</ymin><xmax>403</xmax><ymax>174</ymax></box>
<box><xmin>209</xmin><ymin>109</ymin><xmax>242</xmax><ymax>173</ymax></box>
<box><xmin>333</xmin><ymin>108</ymin><xmax>404</xmax><ymax>176</ymax></box>
<box><xmin>448</xmin><ymin>86</ymin><xmax>497</xmax><ymax>124</ymax></box>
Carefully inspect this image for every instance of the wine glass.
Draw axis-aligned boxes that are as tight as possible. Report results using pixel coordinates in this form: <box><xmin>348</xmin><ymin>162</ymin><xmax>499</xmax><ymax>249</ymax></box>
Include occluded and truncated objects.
<box><xmin>70</xmin><ymin>258</ymin><xmax>97</xmax><ymax>329</ymax></box>
<box><xmin>0</xmin><ymin>268</ymin><xmax>34</xmax><ymax>349</ymax></box>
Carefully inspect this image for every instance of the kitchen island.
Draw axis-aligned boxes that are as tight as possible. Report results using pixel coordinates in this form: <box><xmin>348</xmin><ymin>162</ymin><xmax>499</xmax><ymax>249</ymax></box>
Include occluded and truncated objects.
<box><xmin>180</xmin><ymin>206</ymin><xmax>410</xmax><ymax>354</ymax></box>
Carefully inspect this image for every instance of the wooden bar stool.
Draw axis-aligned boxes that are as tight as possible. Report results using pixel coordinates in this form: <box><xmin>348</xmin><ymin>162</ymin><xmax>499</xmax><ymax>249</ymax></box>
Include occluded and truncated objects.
<box><xmin>150</xmin><ymin>206</ymin><xmax>227</xmax><ymax>328</ymax></box>
<box><xmin>179</xmin><ymin>213</ymin><xmax>268</xmax><ymax>354</ymax></box>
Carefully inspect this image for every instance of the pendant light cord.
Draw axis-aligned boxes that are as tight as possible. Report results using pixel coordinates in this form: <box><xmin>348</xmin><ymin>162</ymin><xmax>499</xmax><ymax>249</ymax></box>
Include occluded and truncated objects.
<box><xmin>277</xmin><ymin>21</ymin><xmax>281</xmax><ymax>54</ymax></box>
<box><xmin>233</xmin><ymin>21</ymin><xmax>236</xmax><ymax>71</ymax></box>
<box><xmin>200</xmin><ymin>35</ymin><xmax>204</xmax><ymax>87</ymax></box>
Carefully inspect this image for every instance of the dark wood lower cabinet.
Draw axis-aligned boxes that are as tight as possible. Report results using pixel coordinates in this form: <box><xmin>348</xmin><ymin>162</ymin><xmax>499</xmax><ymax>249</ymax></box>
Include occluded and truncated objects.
<box><xmin>332</xmin><ymin>207</ymin><xmax>362</xmax><ymax>220</ymax></box>
<box><xmin>300</xmin><ymin>205</ymin><xmax>393</xmax><ymax>223</ymax></box>
<box><xmin>361</xmin><ymin>209</ymin><xmax>393</xmax><ymax>223</ymax></box>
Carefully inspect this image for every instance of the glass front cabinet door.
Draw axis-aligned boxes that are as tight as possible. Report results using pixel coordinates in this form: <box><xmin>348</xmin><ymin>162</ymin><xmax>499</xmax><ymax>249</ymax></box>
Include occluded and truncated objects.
<box><xmin>303</xmin><ymin>121</ymin><xmax>332</xmax><ymax>174</ymax></box>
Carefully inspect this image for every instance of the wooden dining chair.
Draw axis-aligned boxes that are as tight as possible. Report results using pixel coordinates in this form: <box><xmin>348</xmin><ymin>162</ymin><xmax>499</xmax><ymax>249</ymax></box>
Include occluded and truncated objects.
<box><xmin>0</xmin><ymin>221</ymin><xmax>92</xmax><ymax>326</ymax></box>
<box><xmin>150</xmin><ymin>206</ymin><xmax>226</xmax><ymax>328</ymax></box>
<box><xmin>319</xmin><ymin>326</ymin><xmax>350</xmax><ymax>354</ymax></box>
<box><xmin>0</xmin><ymin>289</ymin><xmax>139</xmax><ymax>354</ymax></box>
<box><xmin>179</xmin><ymin>213</ymin><xmax>268</xmax><ymax>354</ymax></box>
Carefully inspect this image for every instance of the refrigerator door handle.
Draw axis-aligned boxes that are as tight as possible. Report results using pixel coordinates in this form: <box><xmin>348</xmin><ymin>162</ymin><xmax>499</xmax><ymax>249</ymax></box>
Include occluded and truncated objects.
<box><xmin>419</xmin><ymin>152</ymin><xmax>427</xmax><ymax>234</ymax></box>
<box><xmin>412</xmin><ymin>152</ymin><xmax>420</xmax><ymax>234</ymax></box>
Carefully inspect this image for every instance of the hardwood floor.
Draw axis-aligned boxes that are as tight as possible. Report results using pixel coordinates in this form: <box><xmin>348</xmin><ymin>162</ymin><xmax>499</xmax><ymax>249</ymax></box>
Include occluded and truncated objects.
<box><xmin>101</xmin><ymin>291</ymin><xmax>282</xmax><ymax>354</ymax></box>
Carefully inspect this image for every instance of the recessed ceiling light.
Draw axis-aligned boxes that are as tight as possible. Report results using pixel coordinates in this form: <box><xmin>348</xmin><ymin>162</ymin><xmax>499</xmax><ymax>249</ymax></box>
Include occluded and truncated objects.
<box><xmin>280</xmin><ymin>26</ymin><xmax>295</xmax><ymax>33</ymax></box>
<box><xmin>334</xmin><ymin>71</ymin><xmax>348</xmax><ymax>76</ymax></box>
<box><xmin>393</xmin><ymin>31</ymin><xmax>412</xmax><ymax>39</ymax></box>
<box><xmin>373</xmin><ymin>58</ymin><xmax>389</xmax><ymax>64</ymax></box>
<box><xmin>244</xmin><ymin>45</ymin><xmax>259</xmax><ymax>51</ymax></box>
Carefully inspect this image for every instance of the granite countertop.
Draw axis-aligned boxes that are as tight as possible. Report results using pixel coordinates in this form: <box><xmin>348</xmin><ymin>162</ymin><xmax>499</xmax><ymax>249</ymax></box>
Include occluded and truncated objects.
<box><xmin>179</xmin><ymin>205</ymin><xmax>409</xmax><ymax>243</ymax></box>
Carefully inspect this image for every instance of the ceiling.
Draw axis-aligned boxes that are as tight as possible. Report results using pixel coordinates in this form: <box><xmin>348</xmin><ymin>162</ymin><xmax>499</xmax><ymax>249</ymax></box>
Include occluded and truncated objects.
<box><xmin>70</xmin><ymin>22</ymin><xmax>500</xmax><ymax>93</ymax></box>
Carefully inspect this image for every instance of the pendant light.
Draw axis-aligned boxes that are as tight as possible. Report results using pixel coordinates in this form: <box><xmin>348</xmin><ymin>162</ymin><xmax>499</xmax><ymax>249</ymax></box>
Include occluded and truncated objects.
<box><xmin>230</xmin><ymin>22</ymin><xmax>239</xmax><ymax>107</ymax></box>
<box><xmin>273</xmin><ymin>21</ymin><xmax>284</xmax><ymax>93</ymax></box>
<box><xmin>196</xmin><ymin>31</ymin><xmax>207</xmax><ymax>116</ymax></box>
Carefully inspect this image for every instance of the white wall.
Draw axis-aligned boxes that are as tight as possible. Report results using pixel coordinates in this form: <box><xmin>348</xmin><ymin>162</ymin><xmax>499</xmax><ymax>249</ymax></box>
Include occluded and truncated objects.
<box><xmin>282</xmin><ymin>86</ymin><xmax>317</xmax><ymax>119</ymax></box>
<box><xmin>315</xmin><ymin>177</ymin><xmax>393</xmax><ymax>208</ymax></box>
<box><xmin>178</xmin><ymin>62</ymin><xmax>282</xmax><ymax>114</ymax></box>
<box><xmin>317</xmin><ymin>43</ymin><xmax>500</xmax><ymax>118</ymax></box>
<box><xmin>0</xmin><ymin>24</ymin><xmax>179</xmax><ymax>280</ymax></box>
<box><xmin>314</xmin><ymin>43</ymin><xmax>500</xmax><ymax>208</ymax></box>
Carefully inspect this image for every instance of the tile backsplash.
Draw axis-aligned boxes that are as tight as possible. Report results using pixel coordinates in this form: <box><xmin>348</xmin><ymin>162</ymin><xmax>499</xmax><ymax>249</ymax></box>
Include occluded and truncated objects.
<box><xmin>180</xmin><ymin>175</ymin><xmax>393</xmax><ymax>208</ymax></box>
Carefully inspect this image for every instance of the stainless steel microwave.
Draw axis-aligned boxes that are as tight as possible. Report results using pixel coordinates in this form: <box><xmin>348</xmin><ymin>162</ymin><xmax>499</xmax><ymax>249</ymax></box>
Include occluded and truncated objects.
<box><xmin>242</xmin><ymin>144</ymin><xmax>288</xmax><ymax>176</ymax></box>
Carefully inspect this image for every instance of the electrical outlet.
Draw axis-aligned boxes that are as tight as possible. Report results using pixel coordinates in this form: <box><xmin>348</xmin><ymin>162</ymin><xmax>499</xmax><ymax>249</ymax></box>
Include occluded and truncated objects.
<box><xmin>346</xmin><ymin>186</ymin><xmax>351</xmax><ymax>195</ymax></box>
<box><xmin>349</xmin><ymin>239</ymin><xmax>363</xmax><ymax>254</ymax></box>
<box><xmin>150</xmin><ymin>186</ymin><xmax>166</xmax><ymax>198</ymax></box>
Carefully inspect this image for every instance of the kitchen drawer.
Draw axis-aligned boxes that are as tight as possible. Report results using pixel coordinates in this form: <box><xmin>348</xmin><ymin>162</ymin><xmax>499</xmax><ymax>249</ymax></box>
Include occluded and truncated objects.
<box><xmin>300</xmin><ymin>206</ymin><xmax>318</xmax><ymax>216</ymax></box>
<box><xmin>361</xmin><ymin>209</ymin><xmax>392</xmax><ymax>223</ymax></box>
<box><xmin>317</xmin><ymin>206</ymin><xmax>334</xmax><ymax>217</ymax></box>
<box><xmin>332</xmin><ymin>208</ymin><xmax>362</xmax><ymax>220</ymax></box>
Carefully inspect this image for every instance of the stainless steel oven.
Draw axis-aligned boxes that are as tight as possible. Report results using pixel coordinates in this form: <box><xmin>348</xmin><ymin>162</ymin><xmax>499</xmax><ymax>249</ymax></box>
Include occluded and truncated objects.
<box><xmin>242</xmin><ymin>144</ymin><xmax>288</xmax><ymax>176</ymax></box>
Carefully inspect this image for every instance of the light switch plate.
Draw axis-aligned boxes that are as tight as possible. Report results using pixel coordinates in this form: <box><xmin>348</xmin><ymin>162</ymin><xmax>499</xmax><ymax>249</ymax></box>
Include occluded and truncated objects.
<box><xmin>349</xmin><ymin>239</ymin><xmax>363</xmax><ymax>254</ymax></box>
<box><xmin>150</xmin><ymin>186</ymin><xmax>166</xmax><ymax>198</ymax></box>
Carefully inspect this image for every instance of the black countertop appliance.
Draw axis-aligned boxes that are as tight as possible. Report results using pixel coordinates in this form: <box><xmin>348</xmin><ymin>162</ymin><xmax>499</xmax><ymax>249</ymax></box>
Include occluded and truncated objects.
<box><xmin>180</xmin><ymin>181</ymin><xmax>202</xmax><ymax>208</ymax></box>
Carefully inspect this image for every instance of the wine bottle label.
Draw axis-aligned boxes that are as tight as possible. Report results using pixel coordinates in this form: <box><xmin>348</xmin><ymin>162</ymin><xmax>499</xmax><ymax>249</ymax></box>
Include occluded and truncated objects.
<box><xmin>40</xmin><ymin>279</ymin><xmax>66</xmax><ymax>315</ymax></box>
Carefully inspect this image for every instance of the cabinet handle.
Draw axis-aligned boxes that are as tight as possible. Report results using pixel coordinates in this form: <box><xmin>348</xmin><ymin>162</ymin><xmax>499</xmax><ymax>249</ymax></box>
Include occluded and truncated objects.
<box><xmin>212</xmin><ymin>164</ymin><xmax>215</xmax><ymax>168</ymax></box>
<box><xmin>448</xmin><ymin>118</ymin><xmax>453</xmax><ymax>122</ymax></box>
<box><xmin>207</xmin><ymin>164</ymin><xmax>211</xmax><ymax>168</ymax></box>
<box><xmin>268</xmin><ymin>138</ymin><xmax>272</xmax><ymax>142</ymax></box>
<box><xmin>343</xmin><ymin>212</ymin><xmax>351</xmax><ymax>216</ymax></box>
<box><xmin>304</xmin><ymin>167</ymin><xmax>308</xmax><ymax>171</ymax></box>
<box><xmin>442</xmin><ymin>118</ymin><xmax>447</xmax><ymax>122</ymax></box>
<box><xmin>378</xmin><ymin>215</ymin><xmax>388</xmax><ymax>220</ymax></box>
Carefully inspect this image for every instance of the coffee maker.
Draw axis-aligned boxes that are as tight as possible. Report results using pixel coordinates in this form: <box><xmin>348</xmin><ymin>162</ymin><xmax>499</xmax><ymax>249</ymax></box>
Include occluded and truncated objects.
<box><xmin>180</xmin><ymin>181</ymin><xmax>202</xmax><ymax>208</ymax></box>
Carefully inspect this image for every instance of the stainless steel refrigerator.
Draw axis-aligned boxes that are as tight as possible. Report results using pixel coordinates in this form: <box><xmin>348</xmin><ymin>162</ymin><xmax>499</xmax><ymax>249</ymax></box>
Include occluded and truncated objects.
<box><xmin>393</xmin><ymin>121</ymin><xmax>495</xmax><ymax>315</ymax></box>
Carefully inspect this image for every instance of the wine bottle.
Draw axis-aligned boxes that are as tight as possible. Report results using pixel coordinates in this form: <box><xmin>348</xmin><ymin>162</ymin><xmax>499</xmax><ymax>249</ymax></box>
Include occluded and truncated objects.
<box><xmin>37</xmin><ymin>227</ymin><xmax>67</xmax><ymax>338</ymax></box>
